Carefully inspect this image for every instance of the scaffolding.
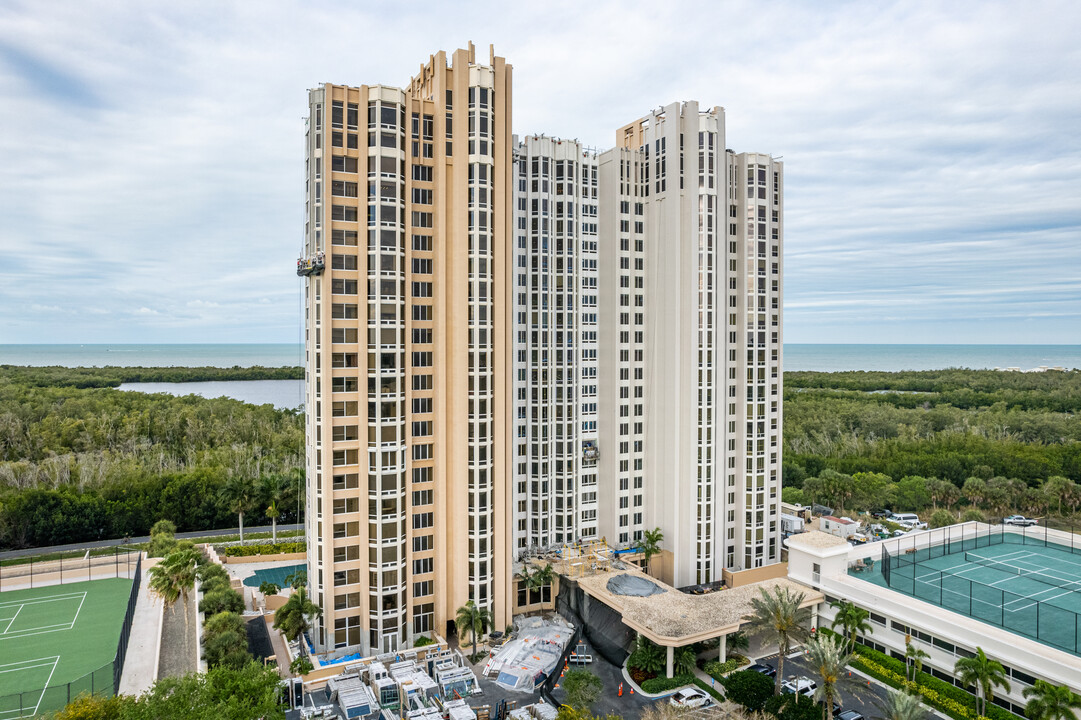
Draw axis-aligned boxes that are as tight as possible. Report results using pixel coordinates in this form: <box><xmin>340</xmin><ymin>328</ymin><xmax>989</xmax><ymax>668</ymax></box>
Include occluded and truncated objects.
<box><xmin>559</xmin><ymin>539</ymin><xmax>615</xmax><ymax>578</ymax></box>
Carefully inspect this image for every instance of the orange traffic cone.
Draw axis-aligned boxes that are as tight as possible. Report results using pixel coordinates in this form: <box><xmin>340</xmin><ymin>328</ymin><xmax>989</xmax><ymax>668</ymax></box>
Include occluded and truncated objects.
<box><xmin>630</xmin><ymin>687</ymin><xmax>635</xmax><ymax>695</ymax></box>
<box><xmin>619</xmin><ymin>683</ymin><xmax>624</xmax><ymax>697</ymax></box>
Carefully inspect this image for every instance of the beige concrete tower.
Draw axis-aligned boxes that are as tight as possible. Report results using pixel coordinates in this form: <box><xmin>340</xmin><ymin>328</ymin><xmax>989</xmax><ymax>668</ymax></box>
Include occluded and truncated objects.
<box><xmin>597</xmin><ymin>103</ymin><xmax>783</xmax><ymax>587</ymax></box>
<box><xmin>301</xmin><ymin>43</ymin><xmax>513</xmax><ymax>657</ymax></box>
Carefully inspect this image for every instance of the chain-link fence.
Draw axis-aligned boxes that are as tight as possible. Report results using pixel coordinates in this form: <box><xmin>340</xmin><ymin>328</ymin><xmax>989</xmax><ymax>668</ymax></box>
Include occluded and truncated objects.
<box><xmin>879</xmin><ymin>523</ymin><xmax>1081</xmax><ymax>654</ymax></box>
<box><xmin>0</xmin><ymin>547</ymin><xmax>140</xmax><ymax>591</ymax></box>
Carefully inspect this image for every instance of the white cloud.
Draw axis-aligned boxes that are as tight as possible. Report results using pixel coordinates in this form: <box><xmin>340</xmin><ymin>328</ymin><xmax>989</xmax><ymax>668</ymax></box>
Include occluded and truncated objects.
<box><xmin>0</xmin><ymin>0</ymin><xmax>1078</xmax><ymax>343</ymax></box>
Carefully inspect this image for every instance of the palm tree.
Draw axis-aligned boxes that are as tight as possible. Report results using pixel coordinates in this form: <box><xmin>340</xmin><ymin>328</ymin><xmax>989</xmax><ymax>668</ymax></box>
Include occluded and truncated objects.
<box><xmin>830</xmin><ymin>601</ymin><xmax>872</xmax><ymax>654</ymax></box>
<box><xmin>727</xmin><ymin>630</ymin><xmax>750</xmax><ymax>656</ymax></box>
<box><xmin>260</xmin><ymin>474</ymin><xmax>290</xmax><ymax>543</ymax></box>
<box><xmin>455</xmin><ymin>600</ymin><xmax>493</xmax><ymax>663</ymax></box>
<box><xmin>515</xmin><ymin>566</ymin><xmax>535</xmax><ymax>603</ymax></box>
<box><xmin>805</xmin><ymin>633</ymin><xmax>854</xmax><ymax>720</ymax></box>
<box><xmin>955</xmin><ymin>647</ymin><xmax>1010</xmax><ymax>717</ymax></box>
<box><xmin>628</xmin><ymin>633</ymin><xmax>665</xmax><ymax>675</ymax></box>
<box><xmin>636</xmin><ymin>527</ymin><xmax>664</xmax><ymax>576</ymax></box>
<box><xmin>148</xmin><ymin>547</ymin><xmax>200</xmax><ymax>634</ymax></box>
<box><xmin>962</xmin><ymin>477</ymin><xmax>987</xmax><ymax>509</ymax></box>
<box><xmin>875</xmin><ymin>689</ymin><xmax>927</xmax><ymax>720</ymax></box>
<box><xmin>1022</xmin><ymin>680</ymin><xmax>1081</xmax><ymax>720</ymax></box>
<box><xmin>274</xmin><ymin>585</ymin><xmax>322</xmax><ymax>656</ymax></box>
<box><xmin>904</xmin><ymin>637</ymin><xmax>930</xmax><ymax>681</ymax></box>
<box><xmin>1042</xmin><ymin>477</ymin><xmax>1075</xmax><ymax>517</ymax></box>
<box><xmin>219</xmin><ymin>474</ymin><xmax>257</xmax><ymax>545</ymax></box>
<box><xmin>746</xmin><ymin>585</ymin><xmax>811</xmax><ymax>695</ymax></box>
<box><xmin>148</xmin><ymin>547</ymin><xmax>199</xmax><ymax>609</ymax></box>
<box><xmin>534</xmin><ymin>563</ymin><xmax>555</xmax><ymax>602</ymax></box>
<box><xmin>674</xmin><ymin>646</ymin><xmax>697</xmax><ymax>677</ymax></box>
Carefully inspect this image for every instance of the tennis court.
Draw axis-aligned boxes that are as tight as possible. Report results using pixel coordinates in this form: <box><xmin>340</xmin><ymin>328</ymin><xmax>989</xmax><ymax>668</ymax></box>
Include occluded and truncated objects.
<box><xmin>0</xmin><ymin>578</ymin><xmax>132</xmax><ymax>718</ymax></box>
<box><xmin>868</xmin><ymin>530</ymin><xmax>1081</xmax><ymax>656</ymax></box>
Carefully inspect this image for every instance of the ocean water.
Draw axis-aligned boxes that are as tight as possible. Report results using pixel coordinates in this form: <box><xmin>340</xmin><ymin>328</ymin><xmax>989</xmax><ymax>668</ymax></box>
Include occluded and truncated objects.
<box><xmin>783</xmin><ymin>344</ymin><xmax>1081</xmax><ymax>372</ymax></box>
<box><xmin>1</xmin><ymin>343</ymin><xmax>1078</xmax><ymax>372</ymax></box>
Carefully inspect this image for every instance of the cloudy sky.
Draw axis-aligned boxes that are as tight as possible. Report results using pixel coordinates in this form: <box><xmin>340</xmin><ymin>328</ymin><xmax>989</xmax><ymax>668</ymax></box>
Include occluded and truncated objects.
<box><xmin>0</xmin><ymin>0</ymin><xmax>1078</xmax><ymax>345</ymax></box>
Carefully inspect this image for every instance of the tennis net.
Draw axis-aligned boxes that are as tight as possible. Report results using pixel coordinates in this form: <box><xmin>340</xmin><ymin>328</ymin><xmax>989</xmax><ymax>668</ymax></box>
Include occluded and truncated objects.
<box><xmin>964</xmin><ymin>552</ymin><xmax>1081</xmax><ymax>593</ymax></box>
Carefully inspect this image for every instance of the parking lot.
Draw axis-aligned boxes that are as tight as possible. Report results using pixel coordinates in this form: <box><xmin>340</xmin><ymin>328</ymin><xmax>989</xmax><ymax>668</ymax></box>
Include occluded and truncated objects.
<box><xmin>754</xmin><ymin>651</ymin><xmax>889</xmax><ymax>719</ymax></box>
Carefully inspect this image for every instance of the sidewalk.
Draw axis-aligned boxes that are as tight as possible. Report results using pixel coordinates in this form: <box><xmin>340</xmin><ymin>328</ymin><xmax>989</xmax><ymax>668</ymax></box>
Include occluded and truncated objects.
<box><xmin>118</xmin><ymin>555</ymin><xmax>163</xmax><ymax>696</ymax></box>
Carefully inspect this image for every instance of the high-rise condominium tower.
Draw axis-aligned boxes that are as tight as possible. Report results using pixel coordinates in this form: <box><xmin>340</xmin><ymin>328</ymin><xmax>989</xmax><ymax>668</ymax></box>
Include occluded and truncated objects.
<box><xmin>511</xmin><ymin>137</ymin><xmax>600</xmax><ymax>552</ymax></box>
<box><xmin>303</xmin><ymin>46</ymin><xmax>783</xmax><ymax>658</ymax></box>
<box><xmin>511</xmin><ymin>104</ymin><xmax>783</xmax><ymax>587</ymax></box>
<box><xmin>300</xmin><ymin>43</ymin><xmax>513</xmax><ymax>655</ymax></box>
<box><xmin>593</xmin><ymin>102</ymin><xmax>783</xmax><ymax>587</ymax></box>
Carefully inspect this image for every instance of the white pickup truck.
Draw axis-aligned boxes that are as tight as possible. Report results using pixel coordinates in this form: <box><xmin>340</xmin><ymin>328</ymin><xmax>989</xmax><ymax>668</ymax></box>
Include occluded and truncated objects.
<box><xmin>1002</xmin><ymin>515</ymin><xmax>1038</xmax><ymax>527</ymax></box>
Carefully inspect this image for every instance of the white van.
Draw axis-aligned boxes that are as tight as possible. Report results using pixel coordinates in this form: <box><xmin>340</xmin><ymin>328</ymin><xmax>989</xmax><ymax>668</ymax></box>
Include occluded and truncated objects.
<box><xmin>891</xmin><ymin>513</ymin><xmax>927</xmax><ymax>530</ymax></box>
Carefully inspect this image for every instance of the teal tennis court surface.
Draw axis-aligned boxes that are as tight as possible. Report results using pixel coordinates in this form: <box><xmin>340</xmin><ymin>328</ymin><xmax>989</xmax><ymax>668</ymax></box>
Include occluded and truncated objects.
<box><xmin>863</xmin><ymin>527</ymin><xmax>1081</xmax><ymax>655</ymax></box>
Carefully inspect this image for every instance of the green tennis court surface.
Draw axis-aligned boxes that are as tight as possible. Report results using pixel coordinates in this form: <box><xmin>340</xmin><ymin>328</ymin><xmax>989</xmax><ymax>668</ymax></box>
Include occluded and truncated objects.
<box><xmin>242</xmin><ymin>563</ymin><xmax>305</xmax><ymax>588</ymax></box>
<box><xmin>0</xmin><ymin>578</ymin><xmax>132</xmax><ymax>718</ymax></box>
<box><xmin>865</xmin><ymin>535</ymin><xmax>1081</xmax><ymax>656</ymax></box>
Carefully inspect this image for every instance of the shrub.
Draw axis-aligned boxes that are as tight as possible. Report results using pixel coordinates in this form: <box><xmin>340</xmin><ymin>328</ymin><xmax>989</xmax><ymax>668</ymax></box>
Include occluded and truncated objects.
<box><xmin>640</xmin><ymin>674</ymin><xmax>696</xmax><ymax>694</ymax></box>
<box><xmin>763</xmin><ymin>693</ymin><xmax>822</xmax><ymax>720</ymax></box>
<box><xmin>961</xmin><ymin>509</ymin><xmax>987</xmax><ymax>523</ymax></box>
<box><xmin>219</xmin><ymin>541</ymin><xmax>305</xmax><ymax>557</ymax></box>
<box><xmin>563</xmin><ymin>669</ymin><xmax>603</xmax><ymax>710</ymax></box>
<box><xmin>703</xmin><ymin>656</ymin><xmax>749</xmax><ymax>681</ymax></box>
<box><xmin>721</xmin><ymin>669</ymin><xmax>774</xmax><ymax>712</ymax></box>
<box><xmin>200</xmin><ymin>588</ymin><xmax>244</xmax><ymax>616</ymax></box>
<box><xmin>196</xmin><ymin>561</ymin><xmax>231</xmax><ymax>583</ymax></box>
<box><xmin>929</xmin><ymin>509</ymin><xmax>955</xmax><ymax>529</ymax></box>
<box><xmin>414</xmin><ymin>635</ymin><xmax>435</xmax><ymax>647</ymax></box>
<box><xmin>201</xmin><ymin>575</ymin><xmax>233</xmax><ymax>595</ymax></box>
<box><xmin>202</xmin><ymin>611</ymin><xmax>251</xmax><ymax>670</ymax></box>
<box><xmin>290</xmin><ymin>655</ymin><xmax>314</xmax><ymax>676</ymax></box>
<box><xmin>148</xmin><ymin>519</ymin><xmax>179</xmax><ymax>558</ymax></box>
<box><xmin>845</xmin><ymin>639</ymin><xmax>1023</xmax><ymax>720</ymax></box>
<box><xmin>628</xmin><ymin>634</ymin><xmax>665</xmax><ymax>676</ymax></box>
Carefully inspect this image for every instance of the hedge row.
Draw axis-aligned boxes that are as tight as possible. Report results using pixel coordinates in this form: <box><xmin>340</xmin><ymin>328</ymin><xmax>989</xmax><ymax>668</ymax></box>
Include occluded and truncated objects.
<box><xmin>703</xmin><ymin>655</ymin><xmax>749</xmax><ymax>681</ymax></box>
<box><xmin>219</xmin><ymin>541</ymin><xmax>305</xmax><ymax>557</ymax></box>
<box><xmin>835</xmin><ymin>635</ymin><xmax>1023</xmax><ymax>720</ymax></box>
<box><xmin>640</xmin><ymin>674</ymin><xmax>697</xmax><ymax>694</ymax></box>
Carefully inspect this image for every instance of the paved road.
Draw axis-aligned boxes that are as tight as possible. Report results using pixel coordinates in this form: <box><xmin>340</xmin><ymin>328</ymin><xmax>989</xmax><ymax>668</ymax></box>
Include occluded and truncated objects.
<box><xmin>0</xmin><ymin>523</ymin><xmax>303</xmax><ymax>560</ymax></box>
<box><xmin>757</xmin><ymin>651</ymin><xmax>888</xmax><ymax>719</ymax></box>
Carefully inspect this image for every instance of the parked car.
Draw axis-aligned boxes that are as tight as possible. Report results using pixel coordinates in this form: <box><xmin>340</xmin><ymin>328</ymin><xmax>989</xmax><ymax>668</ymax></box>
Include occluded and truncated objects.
<box><xmin>781</xmin><ymin>677</ymin><xmax>817</xmax><ymax>696</ymax></box>
<box><xmin>746</xmin><ymin>663</ymin><xmax>777</xmax><ymax>678</ymax></box>
<box><xmin>670</xmin><ymin>688</ymin><xmax>713</xmax><ymax>709</ymax></box>
<box><xmin>892</xmin><ymin>513</ymin><xmax>928</xmax><ymax>530</ymax></box>
<box><xmin>870</xmin><ymin>509</ymin><xmax>892</xmax><ymax>519</ymax></box>
<box><xmin>1003</xmin><ymin>515</ymin><xmax>1038</xmax><ymax>527</ymax></box>
<box><xmin>838</xmin><ymin>710</ymin><xmax>865</xmax><ymax>720</ymax></box>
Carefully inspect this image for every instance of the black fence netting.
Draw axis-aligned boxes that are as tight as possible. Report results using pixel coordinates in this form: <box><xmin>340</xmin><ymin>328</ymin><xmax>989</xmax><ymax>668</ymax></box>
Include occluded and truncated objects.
<box><xmin>555</xmin><ymin>576</ymin><xmax>634</xmax><ymax>668</ymax></box>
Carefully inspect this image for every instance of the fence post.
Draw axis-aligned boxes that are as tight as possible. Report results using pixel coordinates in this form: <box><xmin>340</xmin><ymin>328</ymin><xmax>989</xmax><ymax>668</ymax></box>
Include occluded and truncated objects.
<box><xmin>30</xmin><ymin>557</ymin><xmax>33</xmax><ymax>588</ymax></box>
